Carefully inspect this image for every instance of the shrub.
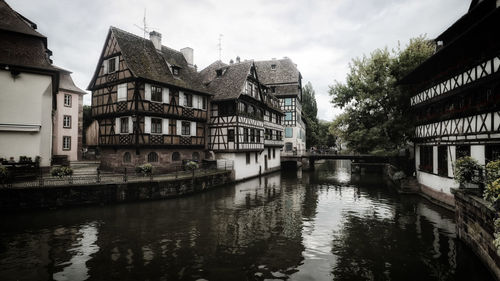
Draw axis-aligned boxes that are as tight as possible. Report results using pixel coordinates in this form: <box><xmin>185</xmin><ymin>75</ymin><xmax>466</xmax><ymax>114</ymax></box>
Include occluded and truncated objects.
<box><xmin>135</xmin><ymin>163</ymin><xmax>153</xmax><ymax>176</ymax></box>
<box><xmin>454</xmin><ymin>156</ymin><xmax>483</xmax><ymax>185</ymax></box>
<box><xmin>185</xmin><ymin>161</ymin><xmax>199</xmax><ymax>171</ymax></box>
<box><xmin>494</xmin><ymin>218</ymin><xmax>500</xmax><ymax>253</ymax></box>
<box><xmin>0</xmin><ymin>165</ymin><xmax>9</xmax><ymax>181</ymax></box>
<box><xmin>485</xmin><ymin>160</ymin><xmax>500</xmax><ymax>186</ymax></box>
<box><xmin>392</xmin><ymin>171</ymin><xmax>406</xmax><ymax>181</ymax></box>
<box><xmin>51</xmin><ymin>166</ymin><xmax>73</xmax><ymax>178</ymax></box>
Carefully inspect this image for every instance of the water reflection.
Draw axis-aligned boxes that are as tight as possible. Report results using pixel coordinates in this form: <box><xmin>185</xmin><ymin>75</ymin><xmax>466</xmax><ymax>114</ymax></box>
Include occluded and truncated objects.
<box><xmin>0</xmin><ymin>161</ymin><xmax>495</xmax><ymax>281</ymax></box>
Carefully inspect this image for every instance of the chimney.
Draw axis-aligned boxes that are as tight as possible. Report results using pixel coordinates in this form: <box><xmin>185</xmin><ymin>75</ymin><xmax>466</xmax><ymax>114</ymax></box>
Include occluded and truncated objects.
<box><xmin>236</xmin><ymin>56</ymin><xmax>240</xmax><ymax>63</ymax></box>
<box><xmin>149</xmin><ymin>31</ymin><xmax>162</xmax><ymax>51</ymax></box>
<box><xmin>229</xmin><ymin>59</ymin><xmax>234</xmax><ymax>64</ymax></box>
<box><xmin>181</xmin><ymin>47</ymin><xmax>194</xmax><ymax>67</ymax></box>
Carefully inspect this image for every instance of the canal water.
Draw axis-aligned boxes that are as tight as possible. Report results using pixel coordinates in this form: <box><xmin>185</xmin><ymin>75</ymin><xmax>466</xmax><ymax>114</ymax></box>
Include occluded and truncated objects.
<box><xmin>0</xmin><ymin>160</ymin><xmax>495</xmax><ymax>281</ymax></box>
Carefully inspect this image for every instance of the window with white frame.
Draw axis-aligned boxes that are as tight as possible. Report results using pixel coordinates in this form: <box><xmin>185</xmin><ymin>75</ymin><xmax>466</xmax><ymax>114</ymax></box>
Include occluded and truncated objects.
<box><xmin>120</xmin><ymin>117</ymin><xmax>129</xmax><ymax>133</ymax></box>
<box><xmin>184</xmin><ymin>93</ymin><xmax>193</xmax><ymax>107</ymax></box>
<box><xmin>63</xmin><ymin>136</ymin><xmax>71</xmax><ymax>150</ymax></box>
<box><xmin>151</xmin><ymin>118</ymin><xmax>162</xmax><ymax>134</ymax></box>
<box><xmin>64</xmin><ymin>94</ymin><xmax>72</xmax><ymax>107</ymax></box>
<box><xmin>63</xmin><ymin>115</ymin><xmax>71</xmax><ymax>128</ymax></box>
<box><xmin>284</xmin><ymin>98</ymin><xmax>292</xmax><ymax>106</ymax></box>
<box><xmin>108</xmin><ymin>57</ymin><xmax>117</xmax><ymax>73</ymax></box>
<box><xmin>181</xmin><ymin>121</ymin><xmax>190</xmax><ymax>135</ymax></box>
<box><xmin>285</xmin><ymin>112</ymin><xmax>292</xmax><ymax>121</ymax></box>
<box><xmin>151</xmin><ymin>85</ymin><xmax>162</xmax><ymax>102</ymax></box>
<box><xmin>285</xmin><ymin>128</ymin><xmax>293</xmax><ymax>138</ymax></box>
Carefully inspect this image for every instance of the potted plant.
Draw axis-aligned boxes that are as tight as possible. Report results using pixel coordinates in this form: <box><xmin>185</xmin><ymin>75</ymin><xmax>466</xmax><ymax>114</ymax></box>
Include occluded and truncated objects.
<box><xmin>50</xmin><ymin>166</ymin><xmax>73</xmax><ymax>178</ymax></box>
<box><xmin>454</xmin><ymin>156</ymin><xmax>483</xmax><ymax>189</ymax></box>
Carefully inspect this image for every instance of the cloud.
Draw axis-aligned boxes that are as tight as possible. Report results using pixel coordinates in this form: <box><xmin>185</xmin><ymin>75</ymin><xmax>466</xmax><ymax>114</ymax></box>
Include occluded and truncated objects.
<box><xmin>8</xmin><ymin>0</ymin><xmax>469</xmax><ymax>120</ymax></box>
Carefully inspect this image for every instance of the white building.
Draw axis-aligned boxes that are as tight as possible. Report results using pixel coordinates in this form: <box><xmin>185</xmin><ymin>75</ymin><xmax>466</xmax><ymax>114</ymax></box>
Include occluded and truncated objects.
<box><xmin>200</xmin><ymin>60</ymin><xmax>284</xmax><ymax>180</ymax></box>
<box><xmin>255</xmin><ymin>58</ymin><xmax>306</xmax><ymax>154</ymax></box>
<box><xmin>0</xmin><ymin>0</ymin><xmax>59</xmax><ymax>168</ymax></box>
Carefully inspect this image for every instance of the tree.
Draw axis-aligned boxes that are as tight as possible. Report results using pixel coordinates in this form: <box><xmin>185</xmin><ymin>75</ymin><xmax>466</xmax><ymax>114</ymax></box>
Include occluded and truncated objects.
<box><xmin>82</xmin><ymin>105</ymin><xmax>92</xmax><ymax>145</ymax></box>
<box><xmin>329</xmin><ymin>36</ymin><xmax>434</xmax><ymax>154</ymax></box>
<box><xmin>301</xmin><ymin>82</ymin><xmax>321</xmax><ymax>148</ymax></box>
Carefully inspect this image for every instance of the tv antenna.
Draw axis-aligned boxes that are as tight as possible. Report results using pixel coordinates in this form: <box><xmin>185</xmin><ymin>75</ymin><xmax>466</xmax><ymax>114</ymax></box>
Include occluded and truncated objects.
<box><xmin>134</xmin><ymin>9</ymin><xmax>156</xmax><ymax>38</ymax></box>
<box><xmin>217</xmin><ymin>34</ymin><xmax>223</xmax><ymax>61</ymax></box>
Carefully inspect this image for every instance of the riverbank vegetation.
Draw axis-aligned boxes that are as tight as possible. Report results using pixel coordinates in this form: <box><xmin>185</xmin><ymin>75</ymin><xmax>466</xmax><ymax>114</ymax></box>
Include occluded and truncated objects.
<box><xmin>329</xmin><ymin>36</ymin><xmax>434</xmax><ymax>154</ymax></box>
<box><xmin>302</xmin><ymin>82</ymin><xmax>336</xmax><ymax>149</ymax></box>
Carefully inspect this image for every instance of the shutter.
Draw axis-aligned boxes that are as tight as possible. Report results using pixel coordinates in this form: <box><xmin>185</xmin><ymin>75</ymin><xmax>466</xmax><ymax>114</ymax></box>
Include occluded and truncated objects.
<box><xmin>115</xmin><ymin>117</ymin><xmax>120</xmax><ymax>134</ymax></box>
<box><xmin>190</xmin><ymin>122</ymin><xmax>196</xmax><ymax>136</ymax></box>
<box><xmin>117</xmin><ymin>83</ymin><xmax>127</xmax><ymax>101</ymax></box>
<box><xmin>179</xmin><ymin>91</ymin><xmax>185</xmax><ymax>106</ymax></box>
<box><xmin>144</xmin><ymin>117</ymin><xmax>151</xmax><ymax>134</ymax></box>
<box><xmin>128</xmin><ymin>117</ymin><xmax>133</xmax><ymax>134</ymax></box>
<box><xmin>163</xmin><ymin>87</ymin><xmax>169</xmax><ymax>104</ymax></box>
<box><xmin>162</xmin><ymin>118</ymin><xmax>169</xmax><ymax>134</ymax></box>
<box><xmin>145</xmin><ymin>83</ymin><xmax>151</xmax><ymax>101</ymax></box>
<box><xmin>103</xmin><ymin>59</ymin><xmax>108</xmax><ymax>74</ymax></box>
<box><xmin>115</xmin><ymin>56</ymin><xmax>119</xmax><ymax>72</ymax></box>
<box><xmin>176</xmin><ymin>120</ymin><xmax>182</xmax><ymax>135</ymax></box>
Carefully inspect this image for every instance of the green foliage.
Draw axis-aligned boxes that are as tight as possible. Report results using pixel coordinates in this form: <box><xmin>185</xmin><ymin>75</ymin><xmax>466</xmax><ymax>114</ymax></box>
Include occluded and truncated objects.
<box><xmin>135</xmin><ymin>163</ymin><xmax>153</xmax><ymax>176</ymax></box>
<box><xmin>51</xmin><ymin>166</ymin><xmax>73</xmax><ymax>178</ymax></box>
<box><xmin>454</xmin><ymin>156</ymin><xmax>483</xmax><ymax>185</ymax></box>
<box><xmin>302</xmin><ymin>82</ymin><xmax>336</xmax><ymax>149</ymax></box>
<box><xmin>329</xmin><ymin>36</ymin><xmax>434</xmax><ymax>154</ymax></box>
<box><xmin>302</xmin><ymin>82</ymin><xmax>318</xmax><ymax>121</ymax></box>
<box><xmin>83</xmin><ymin>105</ymin><xmax>93</xmax><ymax>145</ymax></box>
<box><xmin>484</xmin><ymin>179</ymin><xmax>500</xmax><ymax>203</ymax></box>
<box><xmin>485</xmin><ymin>160</ymin><xmax>500</xmax><ymax>186</ymax></box>
<box><xmin>484</xmin><ymin>160</ymin><xmax>500</xmax><ymax>203</ymax></box>
<box><xmin>0</xmin><ymin>165</ymin><xmax>9</xmax><ymax>180</ymax></box>
<box><xmin>185</xmin><ymin>161</ymin><xmax>199</xmax><ymax>171</ymax></box>
<box><xmin>494</xmin><ymin>219</ymin><xmax>500</xmax><ymax>253</ymax></box>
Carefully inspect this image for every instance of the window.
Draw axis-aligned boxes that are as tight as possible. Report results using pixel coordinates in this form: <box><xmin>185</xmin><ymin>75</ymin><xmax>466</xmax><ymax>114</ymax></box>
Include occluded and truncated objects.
<box><xmin>151</xmin><ymin>118</ymin><xmax>162</xmax><ymax>134</ymax></box>
<box><xmin>271</xmin><ymin>64</ymin><xmax>276</xmax><ymax>70</ymax></box>
<box><xmin>228</xmin><ymin>129</ymin><xmax>235</xmax><ymax>142</ymax></box>
<box><xmin>192</xmin><ymin>152</ymin><xmax>200</xmax><ymax>160</ymax></box>
<box><xmin>63</xmin><ymin>136</ymin><xmax>71</xmax><ymax>150</ymax></box>
<box><xmin>181</xmin><ymin>121</ymin><xmax>190</xmax><ymax>135</ymax></box>
<box><xmin>64</xmin><ymin>94</ymin><xmax>72</xmax><ymax>107</ymax></box>
<box><xmin>419</xmin><ymin>146</ymin><xmax>433</xmax><ymax>173</ymax></box>
<box><xmin>273</xmin><ymin>148</ymin><xmax>276</xmax><ymax>159</ymax></box>
<box><xmin>243</xmin><ymin>128</ymin><xmax>249</xmax><ymax>142</ymax></box>
<box><xmin>148</xmin><ymin>152</ymin><xmax>158</xmax><ymax>163</ymax></box>
<box><xmin>277</xmin><ymin>131</ymin><xmax>282</xmax><ymax>140</ymax></box>
<box><xmin>268</xmin><ymin>148</ymin><xmax>271</xmax><ymax>157</ymax></box>
<box><xmin>246</xmin><ymin>152</ymin><xmax>250</xmax><ymax>164</ymax></box>
<box><xmin>256</xmin><ymin>130</ymin><xmax>261</xmax><ymax>143</ymax></box>
<box><xmin>486</xmin><ymin>145</ymin><xmax>500</xmax><ymax>163</ymax></box>
<box><xmin>285</xmin><ymin>112</ymin><xmax>292</xmax><ymax>121</ymax></box>
<box><xmin>202</xmin><ymin>96</ymin><xmax>207</xmax><ymax>110</ymax></box>
<box><xmin>438</xmin><ymin>146</ymin><xmax>448</xmax><ymax>176</ymax></box>
<box><xmin>255</xmin><ymin>153</ymin><xmax>258</xmax><ymax>163</ymax></box>
<box><xmin>271</xmin><ymin>87</ymin><xmax>276</xmax><ymax>93</ymax></box>
<box><xmin>172</xmin><ymin>67</ymin><xmax>179</xmax><ymax>75</ymax></box>
<box><xmin>120</xmin><ymin>117</ymin><xmax>129</xmax><ymax>133</ymax></box>
<box><xmin>63</xmin><ymin>115</ymin><xmax>71</xmax><ymax>128</ymax></box>
<box><xmin>185</xmin><ymin>93</ymin><xmax>193</xmax><ymax>107</ymax></box>
<box><xmin>285</xmin><ymin>128</ymin><xmax>293</xmax><ymax>138</ymax></box>
<box><xmin>108</xmin><ymin>57</ymin><xmax>116</xmax><ymax>73</ymax></box>
<box><xmin>123</xmin><ymin>152</ymin><xmax>131</xmax><ymax>163</ymax></box>
<box><xmin>216</xmin><ymin>69</ymin><xmax>223</xmax><ymax>77</ymax></box>
<box><xmin>151</xmin><ymin>86</ymin><xmax>162</xmax><ymax>102</ymax></box>
<box><xmin>456</xmin><ymin>145</ymin><xmax>470</xmax><ymax>159</ymax></box>
<box><xmin>172</xmin><ymin>152</ymin><xmax>181</xmax><ymax>161</ymax></box>
<box><xmin>250</xmin><ymin>129</ymin><xmax>255</xmax><ymax>142</ymax></box>
<box><xmin>284</xmin><ymin>98</ymin><xmax>292</xmax><ymax>106</ymax></box>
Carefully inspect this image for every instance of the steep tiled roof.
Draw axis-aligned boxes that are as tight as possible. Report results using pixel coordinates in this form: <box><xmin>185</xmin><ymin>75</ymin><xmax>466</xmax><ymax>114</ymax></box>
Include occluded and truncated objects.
<box><xmin>0</xmin><ymin>0</ymin><xmax>44</xmax><ymax>38</ymax></box>
<box><xmin>254</xmin><ymin>58</ymin><xmax>300</xmax><ymax>85</ymax></box>
<box><xmin>199</xmin><ymin>60</ymin><xmax>228</xmax><ymax>84</ymax></box>
<box><xmin>200</xmin><ymin>61</ymin><xmax>253</xmax><ymax>101</ymax></box>
<box><xmin>110</xmin><ymin>27</ymin><xmax>211</xmax><ymax>95</ymax></box>
<box><xmin>55</xmin><ymin>66</ymin><xmax>86</xmax><ymax>95</ymax></box>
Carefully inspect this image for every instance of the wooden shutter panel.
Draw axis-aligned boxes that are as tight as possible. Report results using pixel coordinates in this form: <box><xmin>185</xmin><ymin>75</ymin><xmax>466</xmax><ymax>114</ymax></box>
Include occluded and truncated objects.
<box><xmin>163</xmin><ymin>88</ymin><xmax>169</xmax><ymax>104</ymax></box>
<box><xmin>115</xmin><ymin>117</ymin><xmax>120</xmax><ymax>134</ymax></box>
<box><xmin>176</xmin><ymin>120</ymin><xmax>182</xmax><ymax>135</ymax></box>
<box><xmin>145</xmin><ymin>83</ymin><xmax>151</xmax><ymax>101</ymax></box>
<box><xmin>103</xmin><ymin>59</ymin><xmax>108</xmax><ymax>74</ymax></box>
<box><xmin>190</xmin><ymin>122</ymin><xmax>196</xmax><ymax>136</ymax></box>
<box><xmin>128</xmin><ymin>117</ymin><xmax>133</xmax><ymax>134</ymax></box>
<box><xmin>179</xmin><ymin>91</ymin><xmax>185</xmax><ymax>106</ymax></box>
<box><xmin>144</xmin><ymin>117</ymin><xmax>151</xmax><ymax>134</ymax></box>
<box><xmin>162</xmin><ymin>118</ymin><xmax>169</xmax><ymax>134</ymax></box>
<box><xmin>117</xmin><ymin>83</ymin><xmax>127</xmax><ymax>101</ymax></box>
<box><xmin>115</xmin><ymin>56</ymin><xmax>119</xmax><ymax>72</ymax></box>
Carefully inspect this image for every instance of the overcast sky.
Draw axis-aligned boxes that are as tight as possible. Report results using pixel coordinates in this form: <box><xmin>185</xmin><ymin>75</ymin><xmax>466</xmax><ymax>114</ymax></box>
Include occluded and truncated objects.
<box><xmin>9</xmin><ymin>0</ymin><xmax>469</xmax><ymax>121</ymax></box>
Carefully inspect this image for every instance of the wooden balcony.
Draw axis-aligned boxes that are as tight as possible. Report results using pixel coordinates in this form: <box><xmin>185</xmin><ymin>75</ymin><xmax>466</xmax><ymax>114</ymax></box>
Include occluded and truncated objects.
<box><xmin>99</xmin><ymin>134</ymin><xmax>205</xmax><ymax>147</ymax></box>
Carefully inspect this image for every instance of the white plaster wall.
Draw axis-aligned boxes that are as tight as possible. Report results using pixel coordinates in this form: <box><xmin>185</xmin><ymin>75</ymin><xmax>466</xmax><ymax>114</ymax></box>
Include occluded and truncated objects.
<box><xmin>432</xmin><ymin>145</ymin><xmax>438</xmax><ymax>174</ymax></box>
<box><xmin>471</xmin><ymin>145</ymin><xmax>486</xmax><ymax>165</ymax></box>
<box><xmin>417</xmin><ymin>171</ymin><xmax>459</xmax><ymax>195</ymax></box>
<box><xmin>264</xmin><ymin>147</ymin><xmax>281</xmax><ymax>170</ymax></box>
<box><xmin>53</xmin><ymin>91</ymin><xmax>80</xmax><ymax>161</ymax></box>
<box><xmin>0</xmin><ymin>70</ymin><xmax>53</xmax><ymax>166</ymax></box>
<box><xmin>447</xmin><ymin>146</ymin><xmax>456</xmax><ymax>178</ymax></box>
<box><xmin>216</xmin><ymin>152</ymin><xmax>263</xmax><ymax>180</ymax></box>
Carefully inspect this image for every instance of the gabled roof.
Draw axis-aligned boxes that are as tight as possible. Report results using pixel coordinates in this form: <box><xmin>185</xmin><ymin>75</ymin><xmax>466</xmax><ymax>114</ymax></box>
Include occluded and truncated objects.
<box><xmin>0</xmin><ymin>0</ymin><xmax>45</xmax><ymax>38</ymax></box>
<box><xmin>54</xmin><ymin>66</ymin><xmax>86</xmax><ymax>95</ymax></box>
<box><xmin>89</xmin><ymin>27</ymin><xmax>211</xmax><ymax>95</ymax></box>
<box><xmin>254</xmin><ymin>58</ymin><xmax>301</xmax><ymax>85</ymax></box>
<box><xmin>200</xmin><ymin>61</ymin><xmax>253</xmax><ymax>101</ymax></box>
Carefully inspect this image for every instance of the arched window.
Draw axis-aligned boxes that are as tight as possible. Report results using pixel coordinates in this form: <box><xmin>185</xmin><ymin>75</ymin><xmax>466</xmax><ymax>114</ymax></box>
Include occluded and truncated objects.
<box><xmin>123</xmin><ymin>152</ymin><xmax>131</xmax><ymax>163</ymax></box>
<box><xmin>148</xmin><ymin>152</ymin><xmax>158</xmax><ymax>163</ymax></box>
<box><xmin>192</xmin><ymin>152</ymin><xmax>200</xmax><ymax>161</ymax></box>
<box><xmin>172</xmin><ymin>152</ymin><xmax>181</xmax><ymax>161</ymax></box>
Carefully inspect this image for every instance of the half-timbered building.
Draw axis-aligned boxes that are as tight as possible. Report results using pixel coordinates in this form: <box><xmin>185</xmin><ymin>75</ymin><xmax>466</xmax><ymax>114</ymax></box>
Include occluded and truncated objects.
<box><xmin>0</xmin><ymin>0</ymin><xmax>59</xmax><ymax>168</ymax></box>
<box><xmin>88</xmin><ymin>27</ymin><xmax>212</xmax><ymax>172</ymax></box>
<box><xmin>400</xmin><ymin>0</ymin><xmax>500</xmax><ymax>207</ymax></box>
<box><xmin>255</xmin><ymin>58</ymin><xmax>305</xmax><ymax>154</ymax></box>
<box><xmin>200</xmin><ymin>60</ymin><xmax>284</xmax><ymax>180</ymax></box>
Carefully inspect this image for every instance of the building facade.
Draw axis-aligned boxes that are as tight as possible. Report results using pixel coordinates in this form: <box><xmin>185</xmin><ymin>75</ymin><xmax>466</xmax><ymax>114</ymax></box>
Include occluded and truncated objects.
<box><xmin>201</xmin><ymin>60</ymin><xmax>284</xmax><ymax>180</ymax></box>
<box><xmin>255</xmin><ymin>58</ymin><xmax>305</xmax><ymax>154</ymax></box>
<box><xmin>88</xmin><ymin>27</ymin><xmax>212</xmax><ymax>172</ymax></box>
<box><xmin>401</xmin><ymin>0</ymin><xmax>500</xmax><ymax>207</ymax></box>
<box><xmin>0</xmin><ymin>0</ymin><xmax>59</xmax><ymax>168</ymax></box>
<box><xmin>53</xmin><ymin>68</ymin><xmax>86</xmax><ymax>161</ymax></box>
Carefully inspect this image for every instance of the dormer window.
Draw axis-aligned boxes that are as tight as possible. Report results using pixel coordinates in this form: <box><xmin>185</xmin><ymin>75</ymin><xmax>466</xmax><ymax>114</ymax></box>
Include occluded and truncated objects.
<box><xmin>271</xmin><ymin>87</ymin><xmax>276</xmax><ymax>93</ymax></box>
<box><xmin>271</xmin><ymin>64</ymin><xmax>276</xmax><ymax>70</ymax></box>
<box><xmin>216</xmin><ymin>69</ymin><xmax>223</xmax><ymax>77</ymax></box>
<box><xmin>172</xmin><ymin>67</ymin><xmax>180</xmax><ymax>76</ymax></box>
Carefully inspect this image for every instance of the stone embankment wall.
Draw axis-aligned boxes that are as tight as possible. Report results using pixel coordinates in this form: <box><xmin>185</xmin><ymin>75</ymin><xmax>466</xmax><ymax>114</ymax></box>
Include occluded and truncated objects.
<box><xmin>0</xmin><ymin>172</ymin><xmax>231</xmax><ymax>211</ymax></box>
<box><xmin>453</xmin><ymin>189</ymin><xmax>500</xmax><ymax>280</ymax></box>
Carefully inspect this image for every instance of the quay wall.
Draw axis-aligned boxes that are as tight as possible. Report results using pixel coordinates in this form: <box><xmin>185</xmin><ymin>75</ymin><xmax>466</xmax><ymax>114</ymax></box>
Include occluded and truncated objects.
<box><xmin>0</xmin><ymin>172</ymin><xmax>231</xmax><ymax>211</ymax></box>
<box><xmin>453</xmin><ymin>189</ymin><xmax>500</xmax><ymax>280</ymax></box>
